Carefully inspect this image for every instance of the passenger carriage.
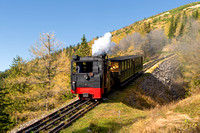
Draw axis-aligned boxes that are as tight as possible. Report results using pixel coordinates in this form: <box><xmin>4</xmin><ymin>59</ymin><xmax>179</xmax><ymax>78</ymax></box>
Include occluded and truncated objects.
<box><xmin>71</xmin><ymin>54</ymin><xmax>143</xmax><ymax>100</ymax></box>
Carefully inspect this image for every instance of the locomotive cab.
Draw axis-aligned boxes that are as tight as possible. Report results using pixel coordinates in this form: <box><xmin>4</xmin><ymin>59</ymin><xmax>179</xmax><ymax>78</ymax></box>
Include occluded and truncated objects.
<box><xmin>71</xmin><ymin>55</ymin><xmax>108</xmax><ymax>100</ymax></box>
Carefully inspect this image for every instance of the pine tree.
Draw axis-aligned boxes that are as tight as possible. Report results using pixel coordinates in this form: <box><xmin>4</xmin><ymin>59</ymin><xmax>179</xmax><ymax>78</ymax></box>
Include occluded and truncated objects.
<box><xmin>1</xmin><ymin>33</ymin><xmax>73</xmax><ymax>125</ymax></box>
<box><xmin>77</xmin><ymin>34</ymin><xmax>91</xmax><ymax>56</ymax></box>
<box><xmin>165</xmin><ymin>16</ymin><xmax>174</xmax><ymax>38</ymax></box>
<box><xmin>139</xmin><ymin>22</ymin><xmax>151</xmax><ymax>35</ymax></box>
<box><xmin>147</xmin><ymin>22</ymin><xmax>151</xmax><ymax>33</ymax></box>
<box><xmin>5</xmin><ymin>56</ymin><xmax>28</xmax><ymax>93</ymax></box>
<box><xmin>173</xmin><ymin>14</ymin><xmax>180</xmax><ymax>34</ymax></box>
<box><xmin>0</xmin><ymin>72</ymin><xmax>14</xmax><ymax>132</ymax></box>
<box><xmin>192</xmin><ymin>9</ymin><xmax>199</xmax><ymax>19</ymax></box>
<box><xmin>183</xmin><ymin>11</ymin><xmax>187</xmax><ymax>24</ymax></box>
<box><xmin>179</xmin><ymin>22</ymin><xmax>184</xmax><ymax>37</ymax></box>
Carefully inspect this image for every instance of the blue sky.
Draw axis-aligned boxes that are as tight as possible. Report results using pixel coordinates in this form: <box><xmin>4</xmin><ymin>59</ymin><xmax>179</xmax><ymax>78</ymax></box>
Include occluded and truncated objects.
<box><xmin>0</xmin><ymin>0</ymin><xmax>199</xmax><ymax>71</ymax></box>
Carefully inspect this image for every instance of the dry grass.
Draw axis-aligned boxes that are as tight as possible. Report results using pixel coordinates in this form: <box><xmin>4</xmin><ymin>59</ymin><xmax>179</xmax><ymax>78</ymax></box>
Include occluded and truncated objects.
<box><xmin>61</xmin><ymin>88</ymin><xmax>200</xmax><ymax>133</ymax></box>
<box><xmin>61</xmin><ymin>77</ymin><xmax>200</xmax><ymax>133</ymax></box>
<box><xmin>129</xmin><ymin>93</ymin><xmax>200</xmax><ymax>133</ymax></box>
<box><xmin>62</xmin><ymin>54</ymin><xmax>200</xmax><ymax>133</ymax></box>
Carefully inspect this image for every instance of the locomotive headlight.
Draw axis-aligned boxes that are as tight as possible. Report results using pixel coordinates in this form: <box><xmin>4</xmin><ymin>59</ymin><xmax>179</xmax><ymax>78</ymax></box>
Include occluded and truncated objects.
<box><xmin>84</xmin><ymin>74</ymin><xmax>89</xmax><ymax>80</ymax></box>
<box><xmin>72</xmin><ymin>81</ymin><xmax>76</xmax><ymax>91</ymax></box>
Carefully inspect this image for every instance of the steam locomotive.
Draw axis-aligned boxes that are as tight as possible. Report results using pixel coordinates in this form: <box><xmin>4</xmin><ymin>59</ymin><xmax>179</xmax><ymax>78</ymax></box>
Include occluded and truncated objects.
<box><xmin>71</xmin><ymin>54</ymin><xmax>143</xmax><ymax>100</ymax></box>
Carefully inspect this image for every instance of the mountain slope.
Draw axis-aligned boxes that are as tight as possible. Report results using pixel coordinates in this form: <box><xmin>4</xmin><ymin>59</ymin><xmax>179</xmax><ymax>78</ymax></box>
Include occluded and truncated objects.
<box><xmin>110</xmin><ymin>2</ymin><xmax>200</xmax><ymax>44</ymax></box>
<box><xmin>62</xmin><ymin>2</ymin><xmax>200</xmax><ymax>132</ymax></box>
<box><xmin>1</xmin><ymin>2</ymin><xmax>200</xmax><ymax>132</ymax></box>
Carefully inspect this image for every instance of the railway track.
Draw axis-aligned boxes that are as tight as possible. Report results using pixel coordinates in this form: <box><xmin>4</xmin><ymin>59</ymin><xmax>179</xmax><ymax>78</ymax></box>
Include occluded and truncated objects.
<box><xmin>121</xmin><ymin>54</ymin><xmax>174</xmax><ymax>87</ymax></box>
<box><xmin>16</xmin><ymin>99</ymin><xmax>99</xmax><ymax>133</ymax></box>
<box><xmin>143</xmin><ymin>54</ymin><xmax>174</xmax><ymax>71</ymax></box>
<box><xmin>16</xmin><ymin>54</ymin><xmax>173</xmax><ymax>133</ymax></box>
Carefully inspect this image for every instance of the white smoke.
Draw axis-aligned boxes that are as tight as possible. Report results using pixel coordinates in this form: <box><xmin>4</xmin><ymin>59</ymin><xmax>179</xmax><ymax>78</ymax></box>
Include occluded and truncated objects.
<box><xmin>92</xmin><ymin>32</ymin><xmax>115</xmax><ymax>56</ymax></box>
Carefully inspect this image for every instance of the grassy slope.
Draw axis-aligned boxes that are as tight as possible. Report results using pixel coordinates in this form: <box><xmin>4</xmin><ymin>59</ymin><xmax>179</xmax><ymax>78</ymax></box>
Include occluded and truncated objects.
<box><xmin>61</xmin><ymin>3</ymin><xmax>200</xmax><ymax>132</ymax></box>
<box><xmin>64</xmin><ymin>3</ymin><xmax>200</xmax><ymax>132</ymax></box>
<box><xmin>130</xmin><ymin>94</ymin><xmax>200</xmax><ymax>133</ymax></box>
<box><xmin>62</xmin><ymin>69</ymin><xmax>200</xmax><ymax>133</ymax></box>
<box><xmin>6</xmin><ymin>2</ymin><xmax>200</xmax><ymax>132</ymax></box>
<box><xmin>91</xmin><ymin>2</ymin><xmax>200</xmax><ymax>44</ymax></box>
<box><xmin>61</xmin><ymin>82</ymin><xmax>150</xmax><ymax>133</ymax></box>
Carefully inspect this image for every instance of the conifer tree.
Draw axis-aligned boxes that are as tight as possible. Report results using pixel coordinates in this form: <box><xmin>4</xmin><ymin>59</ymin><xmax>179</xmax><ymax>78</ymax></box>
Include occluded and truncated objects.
<box><xmin>192</xmin><ymin>9</ymin><xmax>199</xmax><ymax>19</ymax></box>
<box><xmin>165</xmin><ymin>16</ymin><xmax>174</xmax><ymax>38</ymax></box>
<box><xmin>30</xmin><ymin>33</ymin><xmax>70</xmax><ymax>111</ymax></box>
<box><xmin>183</xmin><ymin>11</ymin><xmax>187</xmax><ymax>24</ymax></box>
<box><xmin>66</xmin><ymin>45</ymin><xmax>73</xmax><ymax>57</ymax></box>
<box><xmin>139</xmin><ymin>22</ymin><xmax>151</xmax><ymax>35</ymax></box>
<box><xmin>53</xmin><ymin>49</ymin><xmax>71</xmax><ymax>92</ymax></box>
<box><xmin>77</xmin><ymin>34</ymin><xmax>91</xmax><ymax>56</ymax></box>
<box><xmin>0</xmin><ymin>72</ymin><xmax>14</xmax><ymax>132</ymax></box>
<box><xmin>0</xmin><ymin>88</ymin><xmax>14</xmax><ymax>132</ymax></box>
<box><xmin>5</xmin><ymin>56</ymin><xmax>28</xmax><ymax>93</ymax></box>
<box><xmin>173</xmin><ymin>14</ymin><xmax>180</xmax><ymax>34</ymax></box>
<box><xmin>179</xmin><ymin>22</ymin><xmax>185</xmax><ymax>37</ymax></box>
<box><xmin>147</xmin><ymin>22</ymin><xmax>151</xmax><ymax>33</ymax></box>
<box><xmin>30</xmin><ymin>33</ymin><xmax>63</xmax><ymax>90</ymax></box>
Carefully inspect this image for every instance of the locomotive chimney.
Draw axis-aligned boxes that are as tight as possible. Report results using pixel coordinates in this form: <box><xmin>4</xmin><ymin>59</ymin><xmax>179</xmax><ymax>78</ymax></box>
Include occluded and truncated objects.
<box><xmin>99</xmin><ymin>53</ymin><xmax>107</xmax><ymax>59</ymax></box>
<box><xmin>72</xmin><ymin>55</ymin><xmax>80</xmax><ymax>60</ymax></box>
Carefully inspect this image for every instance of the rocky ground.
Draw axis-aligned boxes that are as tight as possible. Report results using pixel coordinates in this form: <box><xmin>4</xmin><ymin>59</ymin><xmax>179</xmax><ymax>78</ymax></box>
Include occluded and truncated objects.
<box><xmin>140</xmin><ymin>56</ymin><xmax>185</xmax><ymax>104</ymax></box>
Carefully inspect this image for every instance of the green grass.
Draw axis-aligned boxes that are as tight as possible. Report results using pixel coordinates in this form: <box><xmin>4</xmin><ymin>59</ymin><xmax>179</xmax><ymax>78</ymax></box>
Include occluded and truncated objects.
<box><xmin>61</xmin><ymin>56</ymin><xmax>200</xmax><ymax>133</ymax></box>
<box><xmin>169</xmin><ymin>2</ymin><xmax>200</xmax><ymax>15</ymax></box>
<box><xmin>62</xmin><ymin>102</ymin><xmax>147</xmax><ymax>133</ymax></box>
<box><xmin>61</xmin><ymin>83</ymin><xmax>150</xmax><ymax>133</ymax></box>
<box><xmin>174</xmin><ymin>95</ymin><xmax>200</xmax><ymax>118</ymax></box>
<box><xmin>61</xmin><ymin>69</ymin><xmax>169</xmax><ymax>133</ymax></box>
<box><xmin>61</xmin><ymin>82</ymin><xmax>200</xmax><ymax>133</ymax></box>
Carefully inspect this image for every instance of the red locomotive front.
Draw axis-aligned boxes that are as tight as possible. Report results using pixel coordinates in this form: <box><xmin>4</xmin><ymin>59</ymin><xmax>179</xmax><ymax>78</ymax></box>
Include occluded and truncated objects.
<box><xmin>71</xmin><ymin>54</ymin><xmax>143</xmax><ymax>100</ymax></box>
<box><xmin>71</xmin><ymin>55</ymin><xmax>111</xmax><ymax>100</ymax></box>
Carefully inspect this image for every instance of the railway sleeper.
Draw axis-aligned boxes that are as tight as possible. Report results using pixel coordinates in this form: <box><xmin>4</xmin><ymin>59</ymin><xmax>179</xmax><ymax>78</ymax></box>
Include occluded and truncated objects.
<box><xmin>34</xmin><ymin>100</ymin><xmax>90</xmax><ymax>132</ymax></box>
<box><xmin>49</xmin><ymin>101</ymin><xmax>99</xmax><ymax>133</ymax></box>
<box><xmin>24</xmin><ymin>100</ymin><xmax>82</xmax><ymax>133</ymax></box>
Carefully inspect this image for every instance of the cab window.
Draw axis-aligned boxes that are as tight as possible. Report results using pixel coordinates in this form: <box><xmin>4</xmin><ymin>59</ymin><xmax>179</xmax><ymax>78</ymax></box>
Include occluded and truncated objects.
<box><xmin>73</xmin><ymin>62</ymin><xmax>93</xmax><ymax>73</ymax></box>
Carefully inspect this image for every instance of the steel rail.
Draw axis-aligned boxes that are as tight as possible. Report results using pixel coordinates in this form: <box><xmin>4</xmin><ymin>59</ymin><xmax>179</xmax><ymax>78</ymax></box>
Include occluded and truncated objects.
<box><xmin>16</xmin><ymin>54</ymin><xmax>174</xmax><ymax>133</ymax></box>
<box><xmin>49</xmin><ymin>101</ymin><xmax>100</xmax><ymax>133</ymax></box>
<box><xmin>25</xmin><ymin>100</ymin><xmax>82</xmax><ymax>133</ymax></box>
<box><xmin>34</xmin><ymin>100</ymin><xmax>90</xmax><ymax>133</ymax></box>
<box><xmin>48</xmin><ymin>54</ymin><xmax>174</xmax><ymax>132</ymax></box>
<box><xmin>16</xmin><ymin>99</ymin><xmax>80</xmax><ymax>133</ymax></box>
<box><xmin>121</xmin><ymin>54</ymin><xmax>174</xmax><ymax>87</ymax></box>
<box><xmin>143</xmin><ymin>54</ymin><xmax>174</xmax><ymax>71</ymax></box>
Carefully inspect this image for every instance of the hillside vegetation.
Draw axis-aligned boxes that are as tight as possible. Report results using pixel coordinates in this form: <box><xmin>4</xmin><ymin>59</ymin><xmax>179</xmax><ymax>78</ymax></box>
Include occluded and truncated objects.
<box><xmin>62</xmin><ymin>78</ymin><xmax>200</xmax><ymax>133</ymax></box>
<box><xmin>0</xmin><ymin>2</ymin><xmax>200</xmax><ymax>132</ymax></box>
<box><xmin>64</xmin><ymin>2</ymin><xmax>200</xmax><ymax>132</ymax></box>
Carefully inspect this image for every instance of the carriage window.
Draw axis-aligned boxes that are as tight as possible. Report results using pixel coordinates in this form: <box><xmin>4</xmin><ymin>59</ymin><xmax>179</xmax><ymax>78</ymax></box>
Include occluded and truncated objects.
<box><xmin>125</xmin><ymin>61</ymin><xmax>127</xmax><ymax>70</ymax></box>
<box><xmin>130</xmin><ymin>60</ymin><xmax>132</xmax><ymax>68</ymax></box>
<box><xmin>73</xmin><ymin>62</ymin><xmax>93</xmax><ymax>73</ymax></box>
<box><xmin>127</xmin><ymin>60</ymin><xmax>130</xmax><ymax>69</ymax></box>
<box><xmin>110</xmin><ymin>62</ymin><xmax>119</xmax><ymax>72</ymax></box>
<box><xmin>122</xmin><ymin>61</ymin><xmax>124</xmax><ymax>71</ymax></box>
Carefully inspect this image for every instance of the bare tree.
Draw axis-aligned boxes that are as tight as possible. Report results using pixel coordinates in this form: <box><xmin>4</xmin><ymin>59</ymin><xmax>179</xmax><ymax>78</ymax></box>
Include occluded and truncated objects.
<box><xmin>30</xmin><ymin>33</ymin><xmax>63</xmax><ymax>90</ymax></box>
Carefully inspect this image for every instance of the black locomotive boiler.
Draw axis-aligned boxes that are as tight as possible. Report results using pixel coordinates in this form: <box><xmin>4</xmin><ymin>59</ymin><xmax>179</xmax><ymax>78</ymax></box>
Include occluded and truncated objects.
<box><xmin>71</xmin><ymin>54</ymin><xmax>143</xmax><ymax>100</ymax></box>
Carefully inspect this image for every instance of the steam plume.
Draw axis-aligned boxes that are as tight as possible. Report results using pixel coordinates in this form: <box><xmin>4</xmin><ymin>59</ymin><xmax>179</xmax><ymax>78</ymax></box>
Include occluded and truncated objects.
<box><xmin>92</xmin><ymin>32</ymin><xmax>115</xmax><ymax>56</ymax></box>
<box><xmin>111</xmin><ymin>29</ymin><xmax>168</xmax><ymax>57</ymax></box>
<box><xmin>92</xmin><ymin>30</ymin><xmax>167</xmax><ymax>57</ymax></box>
